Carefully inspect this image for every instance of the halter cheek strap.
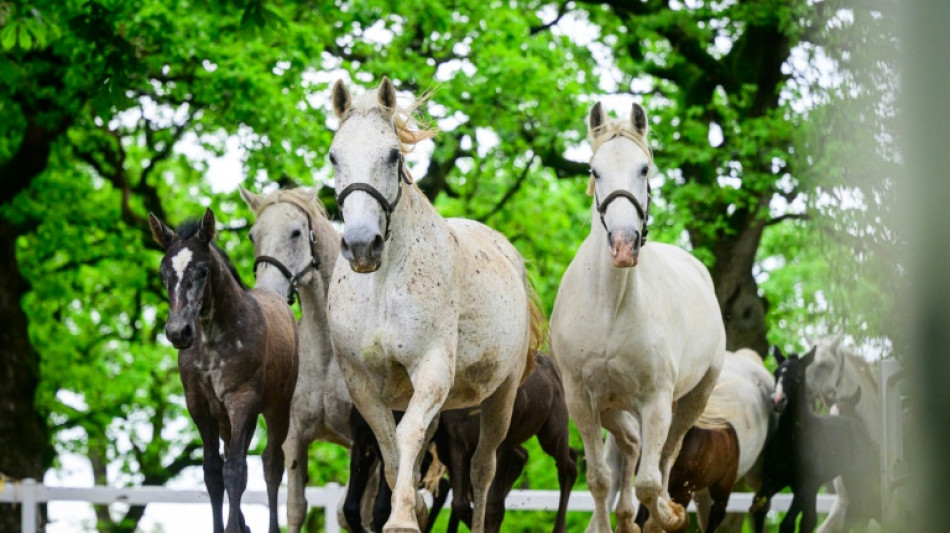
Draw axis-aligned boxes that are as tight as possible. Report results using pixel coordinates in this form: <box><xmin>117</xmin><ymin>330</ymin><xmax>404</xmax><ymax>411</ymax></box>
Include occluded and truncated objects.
<box><xmin>253</xmin><ymin>203</ymin><xmax>320</xmax><ymax>306</ymax></box>
<box><xmin>335</xmin><ymin>156</ymin><xmax>412</xmax><ymax>241</ymax></box>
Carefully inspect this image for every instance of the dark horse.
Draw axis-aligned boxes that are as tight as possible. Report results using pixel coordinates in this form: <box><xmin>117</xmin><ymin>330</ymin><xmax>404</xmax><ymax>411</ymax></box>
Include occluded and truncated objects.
<box><xmin>634</xmin><ymin>423</ymin><xmax>740</xmax><ymax>533</ymax></box>
<box><xmin>344</xmin><ymin>354</ymin><xmax>577</xmax><ymax>533</ymax></box>
<box><xmin>150</xmin><ymin>209</ymin><xmax>298</xmax><ymax>533</ymax></box>
<box><xmin>750</xmin><ymin>346</ymin><xmax>879</xmax><ymax>533</ymax></box>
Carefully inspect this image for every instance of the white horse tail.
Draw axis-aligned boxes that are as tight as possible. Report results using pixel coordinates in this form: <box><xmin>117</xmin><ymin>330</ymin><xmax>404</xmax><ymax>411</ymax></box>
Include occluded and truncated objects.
<box><xmin>523</xmin><ymin>282</ymin><xmax>547</xmax><ymax>385</ymax></box>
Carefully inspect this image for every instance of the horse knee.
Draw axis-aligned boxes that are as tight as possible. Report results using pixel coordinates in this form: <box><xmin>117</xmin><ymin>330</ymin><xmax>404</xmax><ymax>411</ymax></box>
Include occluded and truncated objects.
<box><xmin>635</xmin><ymin>477</ymin><xmax>662</xmax><ymax>507</ymax></box>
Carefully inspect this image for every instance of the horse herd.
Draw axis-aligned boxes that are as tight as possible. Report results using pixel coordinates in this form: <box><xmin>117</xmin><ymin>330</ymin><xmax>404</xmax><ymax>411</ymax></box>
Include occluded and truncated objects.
<box><xmin>147</xmin><ymin>78</ymin><xmax>883</xmax><ymax>533</ymax></box>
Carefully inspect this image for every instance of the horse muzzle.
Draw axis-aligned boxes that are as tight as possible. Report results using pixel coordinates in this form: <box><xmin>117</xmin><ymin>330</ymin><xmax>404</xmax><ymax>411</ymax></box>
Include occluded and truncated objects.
<box><xmin>165</xmin><ymin>320</ymin><xmax>195</xmax><ymax>350</ymax></box>
<box><xmin>341</xmin><ymin>227</ymin><xmax>384</xmax><ymax>274</ymax></box>
<box><xmin>772</xmin><ymin>393</ymin><xmax>787</xmax><ymax>413</ymax></box>
<box><xmin>608</xmin><ymin>228</ymin><xmax>641</xmax><ymax>268</ymax></box>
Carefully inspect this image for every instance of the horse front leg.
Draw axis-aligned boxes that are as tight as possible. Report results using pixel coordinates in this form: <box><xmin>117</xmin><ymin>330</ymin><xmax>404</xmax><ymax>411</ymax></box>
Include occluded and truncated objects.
<box><xmin>635</xmin><ymin>396</ymin><xmax>676</xmax><ymax>533</ymax></box>
<box><xmin>383</xmin><ymin>350</ymin><xmax>452</xmax><ymax>533</ymax></box>
<box><xmin>816</xmin><ymin>477</ymin><xmax>848</xmax><ymax>533</ymax></box>
<box><xmin>283</xmin><ymin>416</ymin><xmax>314</xmax><ymax>533</ymax></box>
<box><xmin>223</xmin><ymin>398</ymin><xmax>260</xmax><ymax>533</ymax></box>
<box><xmin>262</xmin><ymin>405</ymin><xmax>291</xmax><ymax>533</ymax></box>
<box><xmin>603</xmin><ymin>409</ymin><xmax>641</xmax><ymax>533</ymax></box>
<box><xmin>779</xmin><ymin>491</ymin><xmax>805</xmax><ymax>533</ymax></box>
<box><xmin>564</xmin><ymin>383</ymin><xmax>613</xmax><ymax>533</ymax></box>
<box><xmin>187</xmin><ymin>395</ymin><xmax>225</xmax><ymax>533</ymax></box>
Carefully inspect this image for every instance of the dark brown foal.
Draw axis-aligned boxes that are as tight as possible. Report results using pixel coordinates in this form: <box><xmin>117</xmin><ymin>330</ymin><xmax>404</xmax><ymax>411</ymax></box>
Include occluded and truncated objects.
<box><xmin>150</xmin><ymin>209</ymin><xmax>298</xmax><ymax>533</ymax></box>
<box><xmin>635</xmin><ymin>423</ymin><xmax>740</xmax><ymax>533</ymax></box>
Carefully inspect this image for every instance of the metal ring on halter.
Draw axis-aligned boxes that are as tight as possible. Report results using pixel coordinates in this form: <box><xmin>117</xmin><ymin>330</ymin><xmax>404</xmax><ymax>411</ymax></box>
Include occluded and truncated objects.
<box><xmin>594</xmin><ymin>182</ymin><xmax>652</xmax><ymax>247</ymax></box>
<box><xmin>252</xmin><ymin>203</ymin><xmax>321</xmax><ymax>306</ymax></box>
<box><xmin>335</xmin><ymin>156</ymin><xmax>412</xmax><ymax>241</ymax></box>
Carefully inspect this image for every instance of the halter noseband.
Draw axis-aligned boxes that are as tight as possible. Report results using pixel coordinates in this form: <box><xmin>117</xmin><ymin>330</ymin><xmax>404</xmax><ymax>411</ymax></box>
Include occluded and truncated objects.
<box><xmin>253</xmin><ymin>202</ymin><xmax>321</xmax><ymax>305</ymax></box>
<box><xmin>335</xmin><ymin>154</ymin><xmax>413</xmax><ymax>241</ymax></box>
<box><xmin>593</xmin><ymin>180</ymin><xmax>651</xmax><ymax>248</ymax></box>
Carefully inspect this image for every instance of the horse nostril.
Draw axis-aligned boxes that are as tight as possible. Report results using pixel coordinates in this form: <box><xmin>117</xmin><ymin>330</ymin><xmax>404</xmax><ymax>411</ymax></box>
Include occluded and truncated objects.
<box><xmin>607</xmin><ymin>230</ymin><xmax>614</xmax><ymax>244</ymax></box>
<box><xmin>181</xmin><ymin>324</ymin><xmax>193</xmax><ymax>343</ymax></box>
<box><xmin>371</xmin><ymin>234</ymin><xmax>384</xmax><ymax>256</ymax></box>
<box><xmin>340</xmin><ymin>235</ymin><xmax>351</xmax><ymax>255</ymax></box>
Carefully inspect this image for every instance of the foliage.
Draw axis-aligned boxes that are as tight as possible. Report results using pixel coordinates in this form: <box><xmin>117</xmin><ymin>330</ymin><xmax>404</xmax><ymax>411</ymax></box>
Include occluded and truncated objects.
<box><xmin>0</xmin><ymin>0</ymin><xmax>899</xmax><ymax>531</ymax></box>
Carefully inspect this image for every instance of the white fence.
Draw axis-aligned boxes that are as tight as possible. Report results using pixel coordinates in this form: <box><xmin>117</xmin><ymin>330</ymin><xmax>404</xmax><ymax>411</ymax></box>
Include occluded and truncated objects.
<box><xmin>1</xmin><ymin>480</ymin><xmax>832</xmax><ymax>533</ymax></box>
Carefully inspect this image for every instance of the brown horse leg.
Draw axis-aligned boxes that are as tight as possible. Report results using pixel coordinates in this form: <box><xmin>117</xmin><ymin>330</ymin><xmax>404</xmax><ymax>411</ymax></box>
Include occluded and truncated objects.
<box><xmin>223</xmin><ymin>400</ymin><xmax>259</xmax><ymax>533</ymax></box>
<box><xmin>263</xmin><ymin>407</ymin><xmax>290</xmax><ymax>533</ymax></box>
<box><xmin>448</xmin><ymin>437</ymin><xmax>474</xmax><ymax>531</ymax></box>
<box><xmin>485</xmin><ymin>445</ymin><xmax>528</xmax><ymax>533</ymax></box>
<box><xmin>536</xmin><ymin>412</ymin><xmax>578</xmax><ymax>533</ymax></box>
<box><xmin>706</xmin><ymin>481</ymin><xmax>732</xmax><ymax>533</ymax></box>
<box><xmin>187</xmin><ymin>395</ymin><xmax>226</xmax><ymax>533</ymax></box>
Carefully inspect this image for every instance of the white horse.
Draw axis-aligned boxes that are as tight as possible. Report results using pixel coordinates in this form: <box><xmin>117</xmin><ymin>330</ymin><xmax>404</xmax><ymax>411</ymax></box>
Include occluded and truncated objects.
<box><xmin>326</xmin><ymin>77</ymin><xmax>543</xmax><ymax>533</ymax></box>
<box><xmin>805</xmin><ymin>335</ymin><xmax>881</xmax><ymax>533</ymax></box>
<box><xmin>550</xmin><ymin>101</ymin><xmax>726</xmax><ymax>533</ymax></box>
<box><xmin>239</xmin><ymin>186</ymin><xmax>355</xmax><ymax>533</ymax></box>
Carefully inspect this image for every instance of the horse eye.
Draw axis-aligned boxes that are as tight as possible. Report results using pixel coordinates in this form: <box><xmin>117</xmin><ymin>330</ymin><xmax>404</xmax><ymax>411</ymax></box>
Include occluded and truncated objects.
<box><xmin>591</xmin><ymin>170</ymin><xmax>600</xmax><ymax>180</ymax></box>
<box><xmin>639</xmin><ymin>165</ymin><xmax>649</xmax><ymax>178</ymax></box>
<box><xmin>196</xmin><ymin>268</ymin><xmax>209</xmax><ymax>278</ymax></box>
<box><xmin>328</xmin><ymin>152</ymin><xmax>337</xmax><ymax>166</ymax></box>
<box><xmin>248</xmin><ymin>233</ymin><xmax>255</xmax><ymax>243</ymax></box>
<box><xmin>388</xmin><ymin>149</ymin><xmax>401</xmax><ymax>165</ymax></box>
<box><xmin>291</xmin><ymin>229</ymin><xmax>302</xmax><ymax>239</ymax></box>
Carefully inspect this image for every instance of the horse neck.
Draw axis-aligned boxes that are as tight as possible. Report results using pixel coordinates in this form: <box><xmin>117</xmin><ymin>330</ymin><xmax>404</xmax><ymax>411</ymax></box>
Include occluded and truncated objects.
<box><xmin>586</xmin><ymin>202</ymin><xmax>640</xmax><ymax>306</ymax></box>
<box><xmin>779</xmin><ymin>384</ymin><xmax>812</xmax><ymax>438</ymax></box>
<box><xmin>297</xmin><ymin>272</ymin><xmax>336</xmax><ymax>375</ymax></box>
<box><xmin>199</xmin><ymin>251</ymin><xmax>248</xmax><ymax>330</ymax></box>
<box><xmin>313</xmin><ymin>215</ymin><xmax>341</xmax><ymax>298</ymax></box>
<box><xmin>377</xmin><ymin>184</ymin><xmax>444</xmax><ymax>277</ymax></box>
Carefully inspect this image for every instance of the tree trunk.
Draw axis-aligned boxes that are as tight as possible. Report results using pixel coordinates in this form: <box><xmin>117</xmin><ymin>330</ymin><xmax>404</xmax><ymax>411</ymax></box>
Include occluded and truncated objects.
<box><xmin>711</xmin><ymin>218</ymin><xmax>770</xmax><ymax>356</ymax></box>
<box><xmin>0</xmin><ymin>219</ymin><xmax>49</xmax><ymax>533</ymax></box>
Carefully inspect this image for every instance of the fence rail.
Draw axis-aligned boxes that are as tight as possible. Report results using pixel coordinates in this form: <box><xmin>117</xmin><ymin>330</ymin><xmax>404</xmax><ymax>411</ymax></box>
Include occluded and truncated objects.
<box><xmin>1</xmin><ymin>479</ymin><xmax>834</xmax><ymax>533</ymax></box>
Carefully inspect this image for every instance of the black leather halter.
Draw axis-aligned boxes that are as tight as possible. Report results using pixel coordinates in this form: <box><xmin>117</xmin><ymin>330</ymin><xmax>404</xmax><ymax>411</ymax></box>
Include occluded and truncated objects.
<box><xmin>253</xmin><ymin>203</ymin><xmax>320</xmax><ymax>305</ymax></box>
<box><xmin>335</xmin><ymin>154</ymin><xmax>412</xmax><ymax>241</ymax></box>
<box><xmin>594</xmin><ymin>180</ymin><xmax>652</xmax><ymax>247</ymax></box>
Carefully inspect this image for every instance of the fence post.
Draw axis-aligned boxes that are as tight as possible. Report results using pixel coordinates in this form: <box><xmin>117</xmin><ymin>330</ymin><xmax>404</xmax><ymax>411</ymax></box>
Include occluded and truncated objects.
<box><xmin>21</xmin><ymin>478</ymin><xmax>37</xmax><ymax>533</ymax></box>
<box><xmin>878</xmin><ymin>359</ymin><xmax>905</xmax><ymax>527</ymax></box>
<box><xmin>323</xmin><ymin>482</ymin><xmax>342</xmax><ymax>533</ymax></box>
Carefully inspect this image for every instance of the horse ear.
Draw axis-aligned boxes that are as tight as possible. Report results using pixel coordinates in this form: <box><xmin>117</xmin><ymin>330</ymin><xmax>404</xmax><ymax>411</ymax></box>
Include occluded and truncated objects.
<box><xmin>148</xmin><ymin>212</ymin><xmax>175</xmax><ymax>250</ymax></box>
<box><xmin>802</xmin><ymin>345</ymin><xmax>817</xmax><ymax>367</ymax></box>
<box><xmin>377</xmin><ymin>76</ymin><xmax>397</xmax><ymax>116</ymax></box>
<box><xmin>332</xmin><ymin>79</ymin><xmax>351</xmax><ymax>120</ymax></box>
<box><xmin>239</xmin><ymin>185</ymin><xmax>262</xmax><ymax>214</ymax></box>
<box><xmin>631</xmin><ymin>102</ymin><xmax>648</xmax><ymax>137</ymax></box>
<box><xmin>770</xmin><ymin>345</ymin><xmax>786</xmax><ymax>365</ymax></box>
<box><xmin>588</xmin><ymin>101</ymin><xmax>607</xmax><ymax>138</ymax></box>
<box><xmin>199</xmin><ymin>208</ymin><xmax>217</xmax><ymax>243</ymax></box>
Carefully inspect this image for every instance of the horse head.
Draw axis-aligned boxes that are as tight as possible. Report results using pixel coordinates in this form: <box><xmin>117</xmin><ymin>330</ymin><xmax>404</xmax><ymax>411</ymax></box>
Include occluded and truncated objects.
<box><xmin>241</xmin><ymin>186</ymin><xmax>323</xmax><ymax>304</ymax></box>
<box><xmin>149</xmin><ymin>208</ymin><xmax>219</xmax><ymax>349</ymax></box>
<box><xmin>329</xmin><ymin>77</ymin><xmax>410</xmax><ymax>274</ymax></box>
<box><xmin>587</xmin><ymin>101</ymin><xmax>652</xmax><ymax>268</ymax></box>
<box><xmin>805</xmin><ymin>334</ymin><xmax>846</xmax><ymax>405</ymax></box>
<box><xmin>771</xmin><ymin>345</ymin><xmax>816</xmax><ymax>413</ymax></box>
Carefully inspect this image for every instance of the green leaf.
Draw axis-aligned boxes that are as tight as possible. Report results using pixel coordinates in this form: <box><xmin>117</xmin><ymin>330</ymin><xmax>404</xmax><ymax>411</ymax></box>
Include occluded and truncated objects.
<box><xmin>0</xmin><ymin>24</ymin><xmax>16</xmax><ymax>50</ymax></box>
<box><xmin>16</xmin><ymin>25</ymin><xmax>30</xmax><ymax>50</ymax></box>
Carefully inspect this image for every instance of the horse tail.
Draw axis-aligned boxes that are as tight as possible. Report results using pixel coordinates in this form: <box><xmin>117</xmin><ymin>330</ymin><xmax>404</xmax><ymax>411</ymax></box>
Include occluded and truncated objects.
<box><xmin>522</xmin><ymin>282</ymin><xmax>547</xmax><ymax>386</ymax></box>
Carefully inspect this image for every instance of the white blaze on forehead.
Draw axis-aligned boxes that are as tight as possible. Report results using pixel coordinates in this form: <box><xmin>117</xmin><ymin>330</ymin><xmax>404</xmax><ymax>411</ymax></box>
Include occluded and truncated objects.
<box><xmin>171</xmin><ymin>248</ymin><xmax>193</xmax><ymax>278</ymax></box>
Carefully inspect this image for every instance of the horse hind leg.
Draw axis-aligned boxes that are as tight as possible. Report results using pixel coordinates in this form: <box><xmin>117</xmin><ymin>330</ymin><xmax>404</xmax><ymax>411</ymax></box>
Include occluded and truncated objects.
<box><xmin>262</xmin><ymin>406</ymin><xmax>291</xmax><ymax>533</ymax></box>
<box><xmin>603</xmin><ymin>409</ymin><xmax>641</xmax><ymax>533</ymax></box>
<box><xmin>816</xmin><ymin>477</ymin><xmax>849</xmax><ymax>533</ymax></box>
<box><xmin>470</xmin><ymin>373</ymin><xmax>520</xmax><ymax>533</ymax></box>
<box><xmin>536</xmin><ymin>409</ymin><xmax>579</xmax><ymax>533</ymax></box>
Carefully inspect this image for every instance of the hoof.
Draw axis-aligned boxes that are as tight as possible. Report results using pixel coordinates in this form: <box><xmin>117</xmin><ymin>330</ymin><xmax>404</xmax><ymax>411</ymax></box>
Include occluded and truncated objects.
<box><xmin>655</xmin><ymin>497</ymin><xmax>686</xmax><ymax>529</ymax></box>
<box><xmin>615</xmin><ymin>512</ymin><xmax>640</xmax><ymax>533</ymax></box>
<box><xmin>382</xmin><ymin>520</ymin><xmax>420</xmax><ymax>533</ymax></box>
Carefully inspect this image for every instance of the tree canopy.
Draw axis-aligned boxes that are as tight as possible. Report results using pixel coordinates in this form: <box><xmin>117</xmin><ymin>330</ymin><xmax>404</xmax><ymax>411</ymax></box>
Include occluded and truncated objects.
<box><xmin>0</xmin><ymin>0</ymin><xmax>899</xmax><ymax>531</ymax></box>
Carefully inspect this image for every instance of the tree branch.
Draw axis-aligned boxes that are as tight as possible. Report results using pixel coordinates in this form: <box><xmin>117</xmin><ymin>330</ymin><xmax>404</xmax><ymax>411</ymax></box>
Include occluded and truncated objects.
<box><xmin>765</xmin><ymin>212</ymin><xmax>811</xmax><ymax>226</ymax></box>
<box><xmin>477</xmin><ymin>156</ymin><xmax>536</xmax><ymax>222</ymax></box>
<box><xmin>530</xmin><ymin>2</ymin><xmax>570</xmax><ymax>35</ymax></box>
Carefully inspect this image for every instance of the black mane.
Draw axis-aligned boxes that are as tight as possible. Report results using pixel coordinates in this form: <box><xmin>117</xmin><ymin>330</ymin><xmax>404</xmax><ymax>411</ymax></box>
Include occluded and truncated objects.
<box><xmin>175</xmin><ymin>218</ymin><xmax>247</xmax><ymax>290</ymax></box>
